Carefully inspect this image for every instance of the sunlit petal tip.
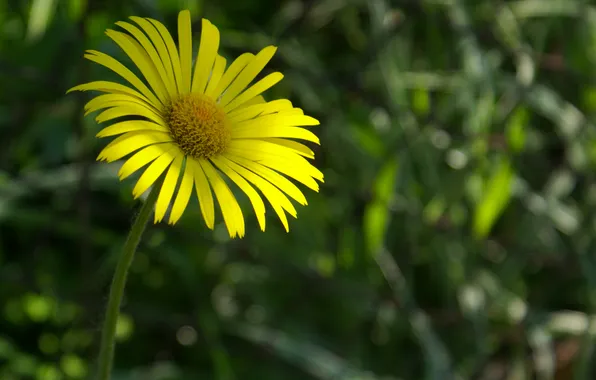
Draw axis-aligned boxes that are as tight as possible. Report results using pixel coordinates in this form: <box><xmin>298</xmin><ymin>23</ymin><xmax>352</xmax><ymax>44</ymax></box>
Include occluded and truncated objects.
<box><xmin>299</xmin><ymin>115</ymin><xmax>320</xmax><ymax>126</ymax></box>
<box><xmin>131</xmin><ymin>188</ymin><xmax>144</xmax><ymax>199</ymax></box>
<box><xmin>231</xmin><ymin>229</ymin><xmax>245</xmax><ymax>239</ymax></box>
<box><xmin>118</xmin><ymin>169</ymin><xmax>131</xmax><ymax>180</ymax></box>
<box><xmin>260</xmin><ymin>45</ymin><xmax>278</xmax><ymax>61</ymax></box>
<box><xmin>265</xmin><ymin>72</ymin><xmax>285</xmax><ymax>85</ymax></box>
<box><xmin>105</xmin><ymin>30</ymin><xmax>119</xmax><ymax>40</ymax></box>
<box><xmin>66</xmin><ymin>86</ymin><xmax>80</xmax><ymax>94</ymax></box>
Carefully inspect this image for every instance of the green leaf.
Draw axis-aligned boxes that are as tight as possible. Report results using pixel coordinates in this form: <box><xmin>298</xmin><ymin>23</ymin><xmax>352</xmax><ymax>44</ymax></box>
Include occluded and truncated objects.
<box><xmin>230</xmin><ymin>322</ymin><xmax>384</xmax><ymax>380</ymax></box>
<box><xmin>373</xmin><ymin>157</ymin><xmax>399</xmax><ymax>202</ymax></box>
<box><xmin>473</xmin><ymin>158</ymin><xmax>514</xmax><ymax>238</ymax></box>
<box><xmin>67</xmin><ymin>0</ymin><xmax>87</xmax><ymax>21</ymax></box>
<box><xmin>364</xmin><ymin>157</ymin><xmax>399</xmax><ymax>254</ymax></box>
<box><xmin>465</xmin><ymin>90</ymin><xmax>495</xmax><ymax>135</ymax></box>
<box><xmin>412</xmin><ymin>88</ymin><xmax>430</xmax><ymax>116</ymax></box>
<box><xmin>506</xmin><ymin>107</ymin><xmax>529</xmax><ymax>152</ymax></box>
<box><xmin>582</xmin><ymin>86</ymin><xmax>596</xmax><ymax>112</ymax></box>
<box><xmin>26</xmin><ymin>0</ymin><xmax>57</xmax><ymax>42</ymax></box>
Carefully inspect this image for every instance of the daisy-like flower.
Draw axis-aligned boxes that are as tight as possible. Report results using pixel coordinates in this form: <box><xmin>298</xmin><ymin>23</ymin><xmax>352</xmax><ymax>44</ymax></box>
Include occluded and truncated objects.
<box><xmin>69</xmin><ymin>10</ymin><xmax>323</xmax><ymax>238</ymax></box>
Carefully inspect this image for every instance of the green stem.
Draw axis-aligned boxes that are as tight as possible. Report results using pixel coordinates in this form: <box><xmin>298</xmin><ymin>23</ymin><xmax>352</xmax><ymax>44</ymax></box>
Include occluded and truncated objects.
<box><xmin>96</xmin><ymin>184</ymin><xmax>160</xmax><ymax>380</ymax></box>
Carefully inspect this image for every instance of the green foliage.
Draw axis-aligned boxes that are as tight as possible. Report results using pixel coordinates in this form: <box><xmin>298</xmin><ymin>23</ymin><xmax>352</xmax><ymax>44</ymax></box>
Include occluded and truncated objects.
<box><xmin>2</xmin><ymin>0</ymin><xmax>596</xmax><ymax>379</ymax></box>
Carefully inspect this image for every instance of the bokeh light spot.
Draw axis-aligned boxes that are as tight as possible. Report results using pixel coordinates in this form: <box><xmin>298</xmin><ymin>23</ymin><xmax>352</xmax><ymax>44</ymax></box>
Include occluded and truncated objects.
<box><xmin>176</xmin><ymin>326</ymin><xmax>197</xmax><ymax>346</ymax></box>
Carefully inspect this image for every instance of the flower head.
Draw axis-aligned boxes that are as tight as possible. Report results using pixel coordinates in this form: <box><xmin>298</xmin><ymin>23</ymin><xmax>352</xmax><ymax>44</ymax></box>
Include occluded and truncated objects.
<box><xmin>69</xmin><ymin>10</ymin><xmax>323</xmax><ymax>238</ymax></box>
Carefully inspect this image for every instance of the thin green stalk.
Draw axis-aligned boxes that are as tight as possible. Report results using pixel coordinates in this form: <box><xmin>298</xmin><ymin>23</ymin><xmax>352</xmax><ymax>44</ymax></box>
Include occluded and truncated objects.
<box><xmin>96</xmin><ymin>184</ymin><xmax>161</xmax><ymax>380</ymax></box>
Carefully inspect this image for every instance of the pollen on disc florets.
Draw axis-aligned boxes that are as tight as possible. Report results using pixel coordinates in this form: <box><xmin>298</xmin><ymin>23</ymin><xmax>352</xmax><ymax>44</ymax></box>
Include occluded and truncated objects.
<box><xmin>164</xmin><ymin>94</ymin><xmax>231</xmax><ymax>159</ymax></box>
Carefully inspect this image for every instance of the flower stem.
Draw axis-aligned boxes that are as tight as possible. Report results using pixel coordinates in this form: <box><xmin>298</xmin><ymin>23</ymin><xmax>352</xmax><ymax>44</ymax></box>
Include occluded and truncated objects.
<box><xmin>96</xmin><ymin>184</ymin><xmax>160</xmax><ymax>380</ymax></box>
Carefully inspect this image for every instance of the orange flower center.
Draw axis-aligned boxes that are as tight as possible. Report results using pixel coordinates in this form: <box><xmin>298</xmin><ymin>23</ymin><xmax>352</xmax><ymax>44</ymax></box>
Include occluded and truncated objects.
<box><xmin>164</xmin><ymin>94</ymin><xmax>231</xmax><ymax>159</ymax></box>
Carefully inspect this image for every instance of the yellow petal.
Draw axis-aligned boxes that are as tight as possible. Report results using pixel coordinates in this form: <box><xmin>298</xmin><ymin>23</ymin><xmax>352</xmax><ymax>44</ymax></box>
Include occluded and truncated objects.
<box><xmin>234</xmin><ymin>112</ymin><xmax>318</xmax><ymax>129</ymax></box>
<box><xmin>191</xmin><ymin>19</ymin><xmax>220</xmax><ymax>94</ymax></box>
<box><xmin>132</xmin><ymin>148</ymin><xmax>178</xmax><ymax>198</ymax></box>
<box><xmin>115</xmin><ymin>21</ymin><xmax>177</xmax><ymax>97</ymax></box>
<box><xmin>178</xmin><ymin>10</ymin><xmax>193</xmax><ymax>94</ymax></box>
<box><xmin>129</xmin><ymin>17</ymin><xmax>177</xmax><ymax>95</ymax></box>
<box><xmin>85</xmin><ymin>94</ymin><xmax>160</xmax><ymax>117</ymax></box>
<box><xmin>253</xmin><ymin>155</ymin><xmax>323</xmax><ymax>190</ymax></box>
<box><xmin>220</xmin><ymin>156</ymin><xmax>295</xmax><ymax>232</ymax></box>
<box><xmin>96</xmin><ymin>120</ymin><xmax>168</xmax><ymax>138</ymax></box>
<box><xmin>118</xmin><ymin>143</ymin><xmax>177</xmax><ymax>180</ymax></box>
<box><xmin>187</xmin><ymin>158</ymin><xmax>215</xmax><ymax>229</ymax></box>
<box><xmin>224</xmin><ymin>153</ymin><xmax>307</xmax><ymax>205</ymax></box>
<box><xmin>147</xmin><ymin>17</ymin><xmax>183</xmax><ymax>95</ymax></box>
<box><xmin>105</xmin><ymin>30</ymin><xmax>169</xmax><ymax>104</ymax></box>
<box><xmin>155</xmin><ymin>153</ymin><xmax>184</xmax><ymax>223</ymax></box>
<box><xmin>84</xmin><ymin>50</ymin><xmax>162</xmax><ymax>109</ymax></box>
<box><xmin>98</xmin><ymin>131</ymin><xmax>173</xmax><ymax>162</ymax></box>
<box><xmin>211</xmin><ymin>53</ymin><xmax>254</xmax><ymax>100</ymax></box>
<box><xmin>199</xmin><ymin>159</ymin><xmax>245</xmax><ymax>238</ymax></box>
<box><xmin>227</xmin><ymin>140</ymin><xmax>323</xmax><ymax>190</ymax></box>
<box><xmin>212</xmin><ymin>156</ymin><xmax>266</xmax><ymax>231</ymax></box>
<box><xmin>240</xmin><ymin>95</ymin><xmax>266</xmax><ymax>107</ymax></box>
<box><xmin>204</xmin><ymin>55</ymin><xmax>227</xmax><ymax>97</ymax></box>
<box><xmin>228</xmin><ymin>139</ymin><xmax>306</xmax><ymax>160</ymax></box>
<box><xmin>95</xmin><ymin>104</ymin><xmax>165</xmax><ymax>125</ymax></box>
<box><xmin>224</xmin><ymin>72</ymin><xmax>283</xmax><ymax>112</ymax></box>
<box><xmin>227</xmin><ymin>99</ymin><xmax>293</xmax><ymax>122</ymax></box>
<box><xmin>85</xmin><ymin>93</ymin><xmax>159</xmax><ymax>114</ymax></box>
<box><xmin>232</xmin><ymin>126</ymin><xmax>320</xmax><ymax>144</ymax></box>
<box><xmin>68</xmin><ymin>81</ymin><xmax>153</xmax><ymax>105</ymax></box>
<box><xmin>219</xmin><ymin>46</ymin><xmax>277</xmax><ymax>107</ymax></box>
<box><xmin>169</xmin><ymin>159</ymin><xmax>194</xmax><ymax>224</ymax></box>
<box><xmin>263</xmin><ymin>138</ymin><xmax>315</xmax><ymax>158</ymax></box>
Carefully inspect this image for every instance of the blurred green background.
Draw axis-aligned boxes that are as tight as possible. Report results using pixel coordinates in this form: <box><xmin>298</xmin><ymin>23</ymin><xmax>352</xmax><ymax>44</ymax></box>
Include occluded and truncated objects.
<box><xmin>3</xmin><ymin>0</ymin><xmax>596</xmax><ymax>379</ymax></box>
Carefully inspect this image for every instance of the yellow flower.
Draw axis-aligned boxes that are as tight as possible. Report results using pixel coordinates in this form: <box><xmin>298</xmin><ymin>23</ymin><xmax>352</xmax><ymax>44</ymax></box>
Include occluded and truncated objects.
<box><xmin>69</xmin><ymin>10</ymin><xmax>323</xmax><ymax>238</ymax></box>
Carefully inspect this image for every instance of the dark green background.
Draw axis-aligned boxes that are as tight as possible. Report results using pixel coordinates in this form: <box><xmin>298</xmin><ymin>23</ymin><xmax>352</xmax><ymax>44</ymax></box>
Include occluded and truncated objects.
<box><xmin>2</xmin><ymin>0</ymin><xmax>596</xmax><ymax>379</ymax></box>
